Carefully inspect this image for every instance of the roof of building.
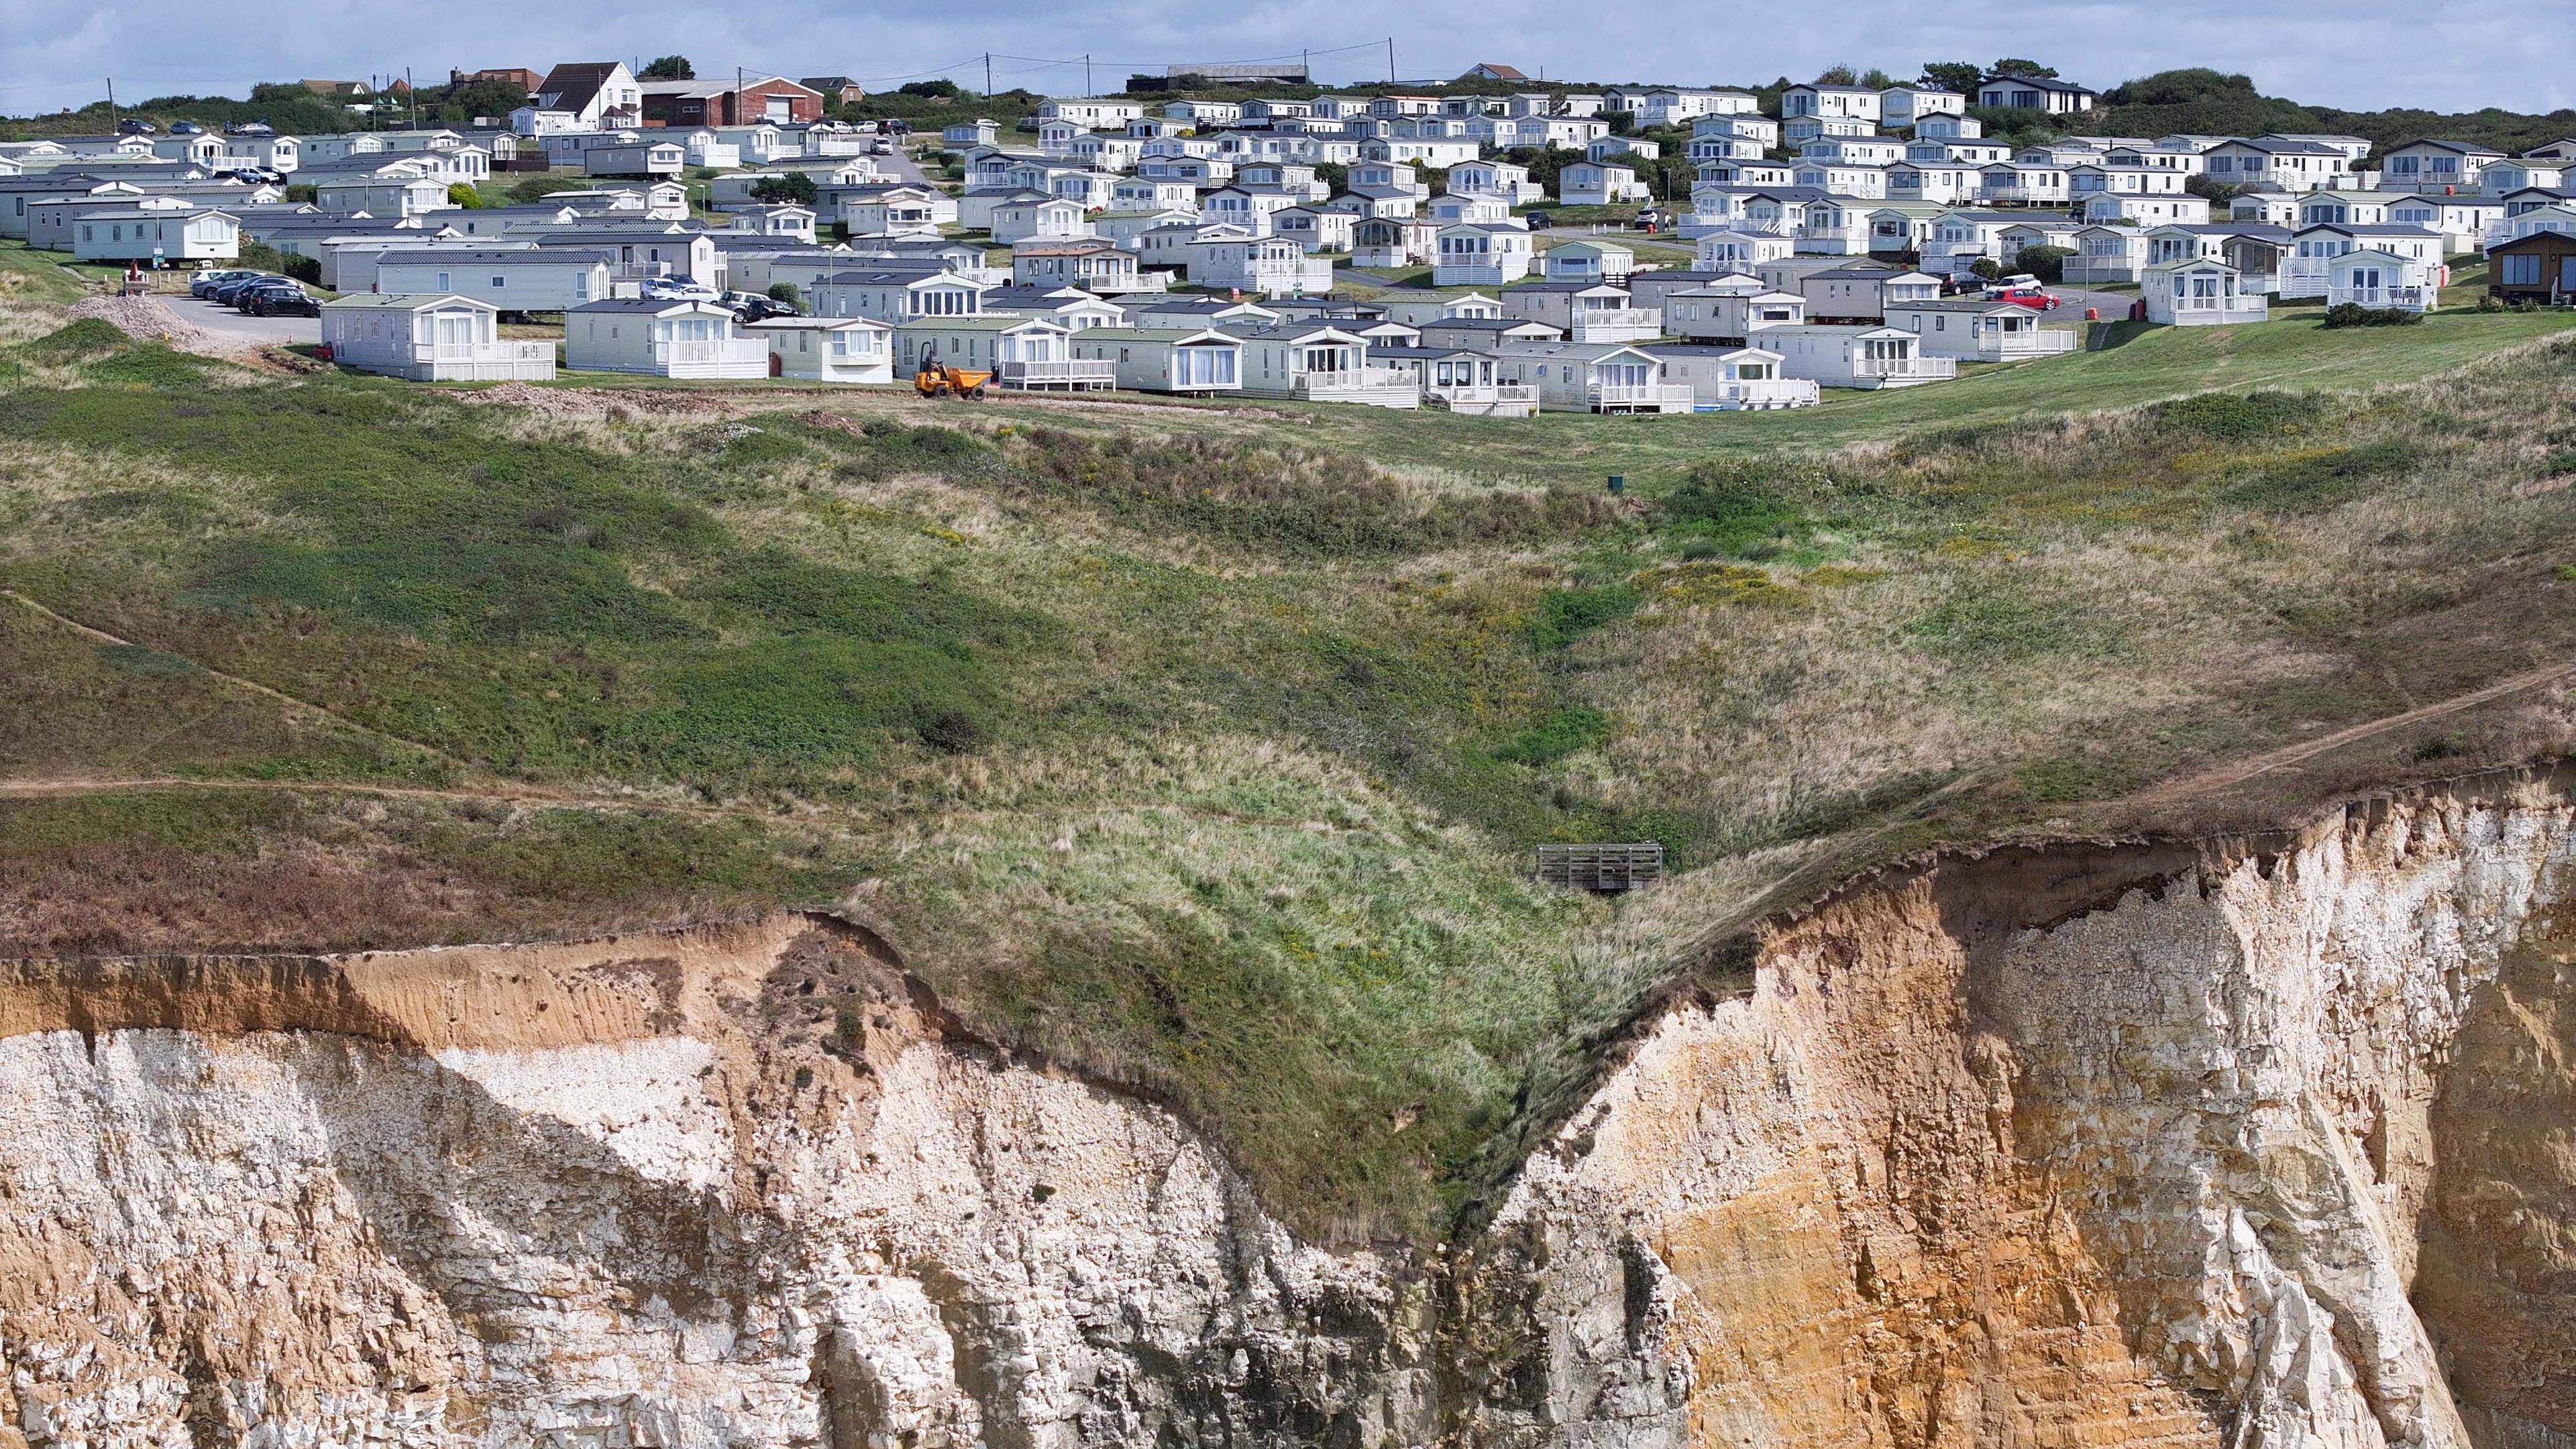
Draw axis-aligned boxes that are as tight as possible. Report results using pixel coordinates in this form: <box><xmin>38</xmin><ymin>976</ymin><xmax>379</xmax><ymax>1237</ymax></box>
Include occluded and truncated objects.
<box><xmin>377</xmin><ymin>247</ymin><xmax>609</xmax><ymax>266</ymax></box>
<box><xmin>321</xmin><ymin>292</ymin><xmax>495</xmax><ymax>310</ymax></box>
<box><xmin>2390</xmin><ymin>138</ymin><xmax>2507</xmax><ymax>156</ymax></box>
<box><xmin>535</xmin><ymin>62</ymin><xmax>627</xmax><ymax>116</ymax></box>
<box><xmin>568</xmin><ymin>297</ymin><xmax>733</xmax><ymax>314</ymax></box>
<box><xmin>1978</xmin><ymin>74</ymin><xmax>2096</xmax><ymax>94</ymax></box>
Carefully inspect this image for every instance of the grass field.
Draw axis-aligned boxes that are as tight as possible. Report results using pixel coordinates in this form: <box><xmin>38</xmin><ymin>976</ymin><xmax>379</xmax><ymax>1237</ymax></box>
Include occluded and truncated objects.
<box><xmin>3</xmin><ymin>274</ymin><xmax>2574</xmax><ymax>1242</ymax></box>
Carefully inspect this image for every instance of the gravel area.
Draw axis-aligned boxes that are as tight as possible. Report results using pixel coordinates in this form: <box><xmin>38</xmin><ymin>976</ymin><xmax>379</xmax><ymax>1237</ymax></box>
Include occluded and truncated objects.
<box><xmin>65</xmin><ymin>294</ymin><xmax>207</xmax><ymax>350</ymax></box>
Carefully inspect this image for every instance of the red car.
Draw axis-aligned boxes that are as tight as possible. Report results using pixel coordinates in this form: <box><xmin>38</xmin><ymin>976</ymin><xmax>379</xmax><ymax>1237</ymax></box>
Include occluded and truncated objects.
<box><xmin>1998</xmin><ymin>288</ymin><xmax>2062</xmax><ymax>310</ymax></box>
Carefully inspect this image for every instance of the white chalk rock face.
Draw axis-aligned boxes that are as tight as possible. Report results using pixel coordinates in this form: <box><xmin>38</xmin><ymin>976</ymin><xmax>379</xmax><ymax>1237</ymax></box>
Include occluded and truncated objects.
<box><xmin>3</xmin><ymin>778</ymin><xmax>2574</xmax><ymax>1448</ymax></box>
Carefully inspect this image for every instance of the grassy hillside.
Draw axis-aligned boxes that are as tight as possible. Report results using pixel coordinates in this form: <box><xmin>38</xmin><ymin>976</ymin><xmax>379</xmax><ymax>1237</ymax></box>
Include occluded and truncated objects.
<box><xmin>2074</xmin><ymin>69</ymin><xmax>2576</xmax><ymax>159</ymax></box>
<box><xmin>3</xmin><ymin>287</ymin><xmax>2575</xmax><ymax>1242</ymax></box>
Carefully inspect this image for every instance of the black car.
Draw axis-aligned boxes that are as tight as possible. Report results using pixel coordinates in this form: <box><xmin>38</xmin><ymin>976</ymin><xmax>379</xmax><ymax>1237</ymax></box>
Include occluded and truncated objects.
<box><xmin>731</xmin><ymin>296</ymin><xmax>801</xmax><ymax>322</ymax></box>
<box><xmin>231</xmin><ymin>280</ymin><xmax>301</xmax><ymax>311</ymax></box>
<box><xmin>248</xmin><ymin>287</ymin><xmax>318</xmax><ymax>317</ymax></box>
<box><xmin>1524</xmin><ymin>210</ymin><xmax>1552</xmax><ymax>229</ymax></box>
<box><xmin>209</xmin><ymin>275</ymin><xmax>276</xmax><ymax>305</ymax></box>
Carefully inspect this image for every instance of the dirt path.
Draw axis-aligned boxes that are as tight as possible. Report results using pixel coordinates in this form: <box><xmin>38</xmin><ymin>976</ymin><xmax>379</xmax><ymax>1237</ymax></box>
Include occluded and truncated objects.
<box><xmin>2129</xmin><ymin>659</ymin><xmax>2576</xmax><ymax>807</ymax></box>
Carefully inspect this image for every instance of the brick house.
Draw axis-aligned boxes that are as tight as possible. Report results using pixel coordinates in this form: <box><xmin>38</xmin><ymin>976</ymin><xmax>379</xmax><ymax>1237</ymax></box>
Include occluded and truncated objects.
<box><xmin>639</xmin><ymin>76</ymin><xmax>824</xmax><ymax>128</ymax></box>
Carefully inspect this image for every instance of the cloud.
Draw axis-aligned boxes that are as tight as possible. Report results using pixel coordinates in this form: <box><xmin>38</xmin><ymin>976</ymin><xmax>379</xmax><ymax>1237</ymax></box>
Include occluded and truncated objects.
<box><xmin>1</xmin><ymin>0</ymin><xmax>2567</xmax><ymax>117</ymax></box>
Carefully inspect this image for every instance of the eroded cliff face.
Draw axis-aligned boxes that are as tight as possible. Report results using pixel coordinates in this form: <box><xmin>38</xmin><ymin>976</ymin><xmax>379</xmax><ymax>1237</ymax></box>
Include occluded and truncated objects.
<box><xmin>1454</xmin><ymin>779</ymin><xmax>2576</xmax><ymax>1449</ymax></box>
<box><xmin>0</xmin><ymin>920</ymin><xmax>1427</xmax><ymax>1448</ymax></box>
<box><xmin>1</xmin><ymin>778</ymin><xmax>2573</xmax><ymax>1449</ymax></box>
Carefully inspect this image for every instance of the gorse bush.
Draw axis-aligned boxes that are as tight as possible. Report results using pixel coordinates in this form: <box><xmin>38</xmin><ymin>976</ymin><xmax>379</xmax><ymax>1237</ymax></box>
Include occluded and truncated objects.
<box><xmin>2149</xmin><ymin>390</ymin><xmax>2321</xmax><ymax>442</ymax></box>
<box><xmin>2322</xmin><ymin>303</ymin><xmax>2424</xmax><ymax>329</ymax></box>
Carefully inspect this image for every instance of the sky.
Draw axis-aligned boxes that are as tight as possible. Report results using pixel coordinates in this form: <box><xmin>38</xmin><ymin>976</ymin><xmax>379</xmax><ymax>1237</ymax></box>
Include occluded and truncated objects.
<box><xmin>4</xmin><ymin>0</ymin><xmax>2573</xmax><ymax>119</ymax></box>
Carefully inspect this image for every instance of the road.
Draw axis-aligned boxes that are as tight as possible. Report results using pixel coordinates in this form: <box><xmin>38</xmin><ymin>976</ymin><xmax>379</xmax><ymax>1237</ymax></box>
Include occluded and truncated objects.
<box><xmin>162</xmin><ymin>292</ymin><xmax>319</xmax><ymax>351</ymax></box>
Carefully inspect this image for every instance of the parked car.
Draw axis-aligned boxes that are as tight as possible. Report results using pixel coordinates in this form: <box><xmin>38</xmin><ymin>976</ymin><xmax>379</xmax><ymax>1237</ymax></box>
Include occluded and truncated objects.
<box><xmin>729</xmin><ymin>294</ymin><xmax>800</xmax><ymax>321</ymax></box>
<box><xmin>1982</xmin><ymin>273</ymin><xmax>2041</xmax><ymax>296</ymax></box>
<box><xmin>1998</xmin><ymin>288</ymin><xmax>2062</xmax><ymax>310</ymax></box>
<box><xmin>209</xmin><ymin>274</ymin><xmax>278</xmax><ymax>305</ymax></box>
<box><xmin>870</xmin><ymin>140</ymin><xmax>893</xmax><ymax>156</ymax></box>
<box><xmin>640</xmin><ymin>276</ymin><xmax>720</xmax><ymax>303</ymax></box>
<box><xmin>117</xmin><ymin>118</ymin><xmax>156</xmax><ymax>135</ymax></box>
<box><xmin>190</xmin><ymin>268</ymin><xmax>262</xmax><ymax>297</ymax></box>
<box><xmin>248</xmin><ymin>286</ymin><xmax>319</xmax><ymax>317</ymax></box>
<box><xmin>1524</xmin><ymin>210</ymin><xmax>1552</xmax><ymax>229</ymax></box>
<box><xmin>170</xmin><ymin>120</ymin><xmax>204</xmax><ymax>135</ymax></box>
<box><xmin>227</xmin><ymin>278</ymin><xmax>303</xmax><ymax>309</ymax></box>
<box><xmin>225</xmin><ymin>121</ymin><xmax>274</xmax><ymax>136</ymax></box>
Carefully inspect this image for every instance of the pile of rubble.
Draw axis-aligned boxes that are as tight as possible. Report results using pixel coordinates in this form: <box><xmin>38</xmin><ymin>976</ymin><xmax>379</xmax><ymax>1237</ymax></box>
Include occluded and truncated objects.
<box><xmin>64</xmin><ymin>294</ymin><xmax>206</xmax><ymax>351</ymax></box>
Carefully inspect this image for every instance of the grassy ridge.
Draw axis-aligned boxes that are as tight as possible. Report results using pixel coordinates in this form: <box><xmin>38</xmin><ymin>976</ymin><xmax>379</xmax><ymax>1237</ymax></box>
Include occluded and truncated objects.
<box><xmin>5</xmin><ymin>308</ymin><xmax>2576</xmax><ymax>1240</ymax></box>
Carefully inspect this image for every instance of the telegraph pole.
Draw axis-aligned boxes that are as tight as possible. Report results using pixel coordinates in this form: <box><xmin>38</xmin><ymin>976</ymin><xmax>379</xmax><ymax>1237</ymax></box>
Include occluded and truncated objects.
<box><xmin>105</xmin><ymin>78</ymin><xmax>116</xmax><ymax>130</ymax></box>
<box><xmin>1085</xmin><ymin>55</ymin><xmax>1093</xmax><ymax>95</ymax></box>
<box><xmin>984</xmin><ymin>54</ymin><xmax>992</xmax><ymax>97</ymax></box>
<box><xmin>1387</xmin><ymin>38</ymin><xmax>1397</xmax><ymax>85</ymax></box>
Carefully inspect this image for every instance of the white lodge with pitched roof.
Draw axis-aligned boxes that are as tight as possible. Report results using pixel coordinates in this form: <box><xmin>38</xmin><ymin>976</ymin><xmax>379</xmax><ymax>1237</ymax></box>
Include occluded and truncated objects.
<box><xmin>320</xmin><ymin>294</ymin><xmax>556</xmax><ymax>381</ymax></box>
<box><xmin>566</xmin><ymin>299</ymin><xmax>767</xmax><ymax>378</ymax></box>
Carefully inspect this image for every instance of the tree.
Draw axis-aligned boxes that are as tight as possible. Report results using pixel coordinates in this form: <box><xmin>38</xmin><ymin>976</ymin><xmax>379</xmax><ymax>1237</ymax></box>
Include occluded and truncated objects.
<box><xmin>1988</xmin><ymin>58</ymin><xmax>2059</xmax><ymax>79</ymax></box>
<box><xmin>1919</xmin><ymin>62</ymin><xmax>1983</xmax><ymax>95</ymax></box>
<box><xmin>640</xmin><ymin>56</ymin><xmax>694</xmax><ymax>80</ymax></box>
<box><xmin>1813</xmin><ymin>64</ymin><xmax>1858</xmax><ymax>86</ymax></box>
<box><xmin>749</xmin><ymin>171</ymin><xmax>818</xmax><ymax>206</ymax></box>
<box><xmin>445</xmin><ymin>182</ymin><xmax>484</xmax><ymax>209</ymax></box>
<box><xmin>898</xmin><ymin>79</ymin><xmax>961</xmax><ymax>99</ymax></box>
<box><xmin>1860</xmin><ymin>68</ymin><xmax>1897</xmax><ymax>90</ymax></box>
<box><xmin>1969</xmin><ymin>256</ymin><xmax>2003</xmax><ymax>282</ymax></box>
<box><xmin>2012</xmin><ymin>244</ymin><xmax>2074</xmax><ymax>284</ymax></box>
<box><xmin>2185</xmin><ymin>172</ymin><xmax>2249</xmax><ymax>204</ymax></box>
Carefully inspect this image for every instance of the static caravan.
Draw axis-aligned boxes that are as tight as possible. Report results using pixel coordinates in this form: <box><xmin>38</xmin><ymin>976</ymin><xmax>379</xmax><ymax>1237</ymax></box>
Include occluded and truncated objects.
<box><xmin>1273</xmin><ymin>206</ymin><xmax>1356</xmax><ymax>254</ymax></box>
<box><xmin>895</xmin><ymin>315</ymin><xmax>1115</xmax><ymax>391</ymax></box>
<box><xmin>1662</xmin><ymin>285</ymin><xmax>1805</xmax><ymax>344</ymax></box>
<box><xmin>1759</xmin><ymin>324</ymin><xmax>1955</xmax><ymax>388</ymax></box>
<box><xmin>1231</xmin><ymin>323</ymin><xmax>1418</xmax><ymax>408</ymax></box>
<box><xmin>2324</xmin><ymin>247</ymin><xmax>2443</xmax><ymax>311</ymax></box>
<box><xmin>809</xmin><ymin>268</ymin><xmax>995</xmax><ymax>324</ymax></box>
<box><xmin>747</xmin><ymin>315</ymin><xmax>896</xmax><ymax>382</ymax></box>
<box><xmin>1499</xmin><ymin>282</ymin><xmax>1661</xmax><ymax>343</ymax></box>
<box><xmin>565</xmin><ymin>299</ymin><xmax>768</xmax><ymax>378</ymax></box>
<box><xmin>1489</xmin><ymin>341</ymin><xmax>1692</xmax><ymax>414</ymax></box>
<box><xmin>1640</xmin><ymin>344</ymin><xmax>1817</xmax><ymax>411</ymax></box>
<box><xmin>66</xmin><ymin>205</ymin><xmax>239</xmax><ymax>263</ymax></box>
<box><xmin>1365</xmin><ymin>345</ymin><xmax>1538</xmax><ymax>417</ymax></box>
<box><xmin>1432</xmin><ymin>224</ymin><xmax>1534</xmax><ymax>287</ymax></box>
<box><xmin>372</xmin><ymin>248</ymin><xmax>612</xmax><ymax>315</ymax></box>
<box><xmin>1544</xmin><ymin>239</ymin><xmax>1635</xmax><ymax>283</ymax></box>
<box><xmin>1011</xmin><ymin>239</ymin><xmax>1141</xmax><ymax>293</ymax></box>
<box><xmin>586</xmin><ymin>140</ymin><xmax>686</xmax><ymax>179</ymax></box>
<box><xmin>991</xmin><ymin>194</ymin><xmax>1093</xmax><ymax>244</ymax></box>
<box><xmin>1886</xmin><ymin>299</ymin><xmax>2080</xmax><ymax>360</ymax></box>
<box><xmin>319</xmin><ymin>294</ymin><xmax>556</xmax><ymax>381</ymax></box>
<box><xmin>1065</xmin><ymin>325</ymin><xmax>1244</xmax><ymax>394</ymax></box>
<box><xmin>1352</xmin><ymin>215</ymin><xmax>1439</xmax><ymax>268</ymax></box>
<box><xmin>2143</xmin><ymin>260</ymin><xmax>2268</xmax><ymax>325</ymax></box>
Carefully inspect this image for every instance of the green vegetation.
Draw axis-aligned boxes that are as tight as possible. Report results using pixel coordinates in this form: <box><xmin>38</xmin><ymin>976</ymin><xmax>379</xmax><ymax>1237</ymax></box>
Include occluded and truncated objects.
<box><xmin>3</xmin><ymin>258</ymin><xmax>2575</xmax><ymax>1244</ymax></box>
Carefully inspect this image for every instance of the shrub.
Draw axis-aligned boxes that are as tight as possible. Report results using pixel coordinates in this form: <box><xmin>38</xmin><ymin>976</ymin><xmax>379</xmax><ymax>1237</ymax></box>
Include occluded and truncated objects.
<box><xmin>2012</xmin><ymin>244</ymin><xmax>2074</xmax><ymax>285</ymax></box>
<box><xmin>235</xmin><ymin>240</ymin><xmax>320</xmax><ymax>284</ymax></box>
<box><xmin>2149</xmin><ymin>390</ymin><xmax>2319</xmax><ymax>443</ymax></box>
<box><xmin>766</xmin><ymin>282</ymin><xmax>800</xmax><ymax>306</ymax></box>
<box><xmin>445</xmin><ymin>183</ymin><xmax>484</xmax><ymax>209</ymax></box>
<box><xmin>2320</xmin><ymin>302</ymin><xmax>2423</xmax><ymax>329</ymax></box>
<box><xmin>750</xmin><ymin>172</ymin><xmax>818</xmax><ymax>207</ymax></box>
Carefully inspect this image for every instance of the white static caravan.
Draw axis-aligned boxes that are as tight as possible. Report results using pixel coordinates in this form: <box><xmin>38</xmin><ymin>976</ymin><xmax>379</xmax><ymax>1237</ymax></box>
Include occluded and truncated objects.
<box><xmin>372</xmin><ymin>248</ymin><xmax>612</xmax><ymax>314</ymax></box>
<box><xmin>2325</xmin><ymin>247</ymin><xmax>2443</xmax><ymax>311</ymax></box>
<box><xmin>808</xmin><ymin>269</ymin><xmax>995</xmax><ymax>325</ymax></box>
<box><xmin>1759</xmin><ymin>325</ymin><xmax>1956</xmax><ymax>388</ymax></box>
<box><xmin>1886</xmin><ymin>299</ymin><xmax>2081</xmax><ymax>361</ymax></box>
<box><xmin>746</xmin><ymin>315</ymin><xmax>896</xmax><ymax>383</ymax></box>
<box><xmin>894</xmin><ymin>316</ymin><xmax>1115</xmax><ymax>391</ymax></box>
<box><xmin>1641</xmin><ymin>343</ymin><xmax>1817</xmax><ymax>410</ymax></box>
<box><xmin>1433</xmin><ymin>224</ymin><xmax>1534</xmax><ymax>287</ymax></box>
<box><xmin>66</xmin><ymin>206</ymin><xmax>239</xmax><ymax>263</ymax></box>
<box><xmin>1273</xmin><ymin>206</ymin><xmax>1356</xmax><ymax>254</ymax></box>
<box><xmin>1489</xmin><ymin>341</ymin><xmax>1693</xmax><ymax>415</ymax></box>
<box><xmin>565</xmin><ymin>299</ymin><xmax>768</xmax><ymax>378</ymax></box>
<box><xmin>586</xmin><ymin>139</ymin><xmax>687</xmax><ymax>180</ymax></box>
<box><xmin>1232</xmin><ymin>323</ymin><xmax>1419</xmax><ymax>409</ymax></box>
<box><xmin>319</xmin><ymin>294</ymin><xmax>557</xmax><ymax>382</ymax></box>
<box><xmin>2143</xmin><ymin>260</ymin><xmax>2267</xmax><ymax>326</ymax></box>
<box><xmin>1065</xmin><ymin>326</ymin><xmax>1244</xmax><ymax>395</ymax></box>
<box><xmin>1352</xmin><ymin>215</ymin><xmax>1439</xmax><ymax>269</ymax></box>
<box><xmin>1662</xmin><ymin>285</ymin><xmax>1805</xmax><ymax>344</ymax></box>
<box><xmin>1366</xmin><ymin>345</ymin><xmax>1538</xmax><ymax>417</ymax></box>
<box><xmin>1695</xmin><ymin>229</ymin><xmax>1794</xmax><ymax>270</ymax></box>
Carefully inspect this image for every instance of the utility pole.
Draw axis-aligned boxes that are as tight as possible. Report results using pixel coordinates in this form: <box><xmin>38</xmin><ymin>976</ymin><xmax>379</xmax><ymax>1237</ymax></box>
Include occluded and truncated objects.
<box><xmin>105</xmin><ymin>78</ymin><xmax>115</xmax><ymax>129</ymax></box>
<box><xmin>985</xmin><ymin>53</ymin><xmax>993</xmax><ymax>97</ymax></box>
<box><xmin>1387</xmin><ymin>38</ymin><xmax>1397</xmax><ymax>85</ymax></box>
<box><xmin>1085</xmin><ymin>54</ymin><xmax>1093</xmax><ymax>95</ymax></box>
<box><xmin>738</xmin><ymin>65</ymin><xmax>744</xmax><ymax>127</ymax></box>
<box><xmin>406</xmin><ymin>66</ymin><xmax>415</xmax><ymax>129</ymax></box>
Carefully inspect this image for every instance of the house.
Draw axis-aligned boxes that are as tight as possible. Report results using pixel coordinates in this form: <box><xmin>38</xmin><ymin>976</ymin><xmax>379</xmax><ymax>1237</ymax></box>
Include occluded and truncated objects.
<box><xmin>2143</xmin><ymin>260</ymin><xmax>2267</xmax><ymax>325</ymax></box>
<box><xmin>1448</xmin><ymin>160</ymin><xmax>1545</xmax><ymax>205</ymax></box>
<box><xmin>1466</xmin><ymin>63</ymin><xmax>1529</xmax><ymax>83</ymax></box>
<box><xmin>809</xmin><ymin>268</ymin><xmax>994</xmax><ymax>323</ymax></box>
<box><xmin>566</xmin><ymin>298</ymin><xmax>765</xmax><ymax>377</ymax></box>
<box><xmin>1499</xmin><ymin>282</ymin><xmax>1660</xmax><ymax>343</ymax></box>
<box><xmin>533</xmin><ymin>62</ymin><xmax>643</xmax><ymax>129</ymax></box>
<box><xmin>1064</xmin><ymin>326</ymin><xmax>1244</xmax><ymax>394</ymax></box>
<box><xmin>1434</xmin><ymin>224</ymin><xmax>1534</xmax><ymax>286</ymax></box>
<box><xmin>802</xmin><ymin>76</ymin><xmax>865</xmax><ymax>104</ymax></box>
<box><xmin>1662</xmin><ymin>284</ymin><xmax>1805</xmax><ymax>343</ymax></box>
<box><xmin>641</xmin><ymin>76</ymin><xmax>824</xmax><ymax>129</ymax></box>
<box><xmin>894</xmin><ymin>315</ymin><xmax>1114</xmax><ymax>390</ymax></box>
<box><xmin>2383</xmin><ymin>194</ymin><xmax>2502</xmax><ymax>254</ymax></box>
<box><xmin>1976</xmin><ymin>75</ymin><xmax>2096</xmax><ymax>113</ymax></box>
<box><xmin>319</xmin><ymin>294</ymin><xmax>554</xmax><ymax>380</ymax></box>
<box><xmin>1799</xmin><ymin>263</ymin><xmax>1942</xmax><ymax>323</ymax></box>
<box><xmin>2380</xmin><ymin>139</ymin><xmax>2505</xmax><ymax>194</ymax></box>
<box><xmin>2486</xmin><ymin>229</ymin><xmax>2576</xmax><ymax>303</ymax></box>
<box><xmin>1760</xmin><ymin>325</ymin><xmax>1954</xmax><ymax>388</ymax></box>
<box><xmin>1560</xmin><ymin>162</ymin><xmax>1651</xmax><ymax>207</ymax></box>
<box><xmin>2325</xmin><ymin>248</ymin><xmax>2443</xmax><ymax>311</ymax></box>
<box><xmin>1544</xmin><ymin>239</ymin><xmax>1635</xmax><ymax>283</ymax></box>
<box><xmin>1229</xmin><ymin>323</ymin><xmax>1417</xmax><ymax>408</ymax></box>
<box><xmin>1640</xmin><ymin>343</ymin><xmax>1817</xmax><ymax>411</ymax></box>
<box><xmin>66</xmin><ymin>205</ymin><xmax>239</xmax><ymax>263</ymax></box>
<box><xmin>2282</xmin><ymin>224</ymin><xmax>2444</xmax><ymax>297</ymax></box>
<box><xmin>1490</xmin><ymin>341</ymin><xmax>1691</xmax><ymax>414</ymax></box>
<box><xmin>1886</xmin><ymin>299</ymin><xmax>2078</xmax><ymax>360</ymax></box>
<box><xmin>372</xmin><ymin>247</ymin><xmax>611</xmax><ymax>313</ymax></box>
<box><xmin>1187</xmin><ymin>232</ymin><xmax>1334</xmax><ymax>297</ymax></box>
